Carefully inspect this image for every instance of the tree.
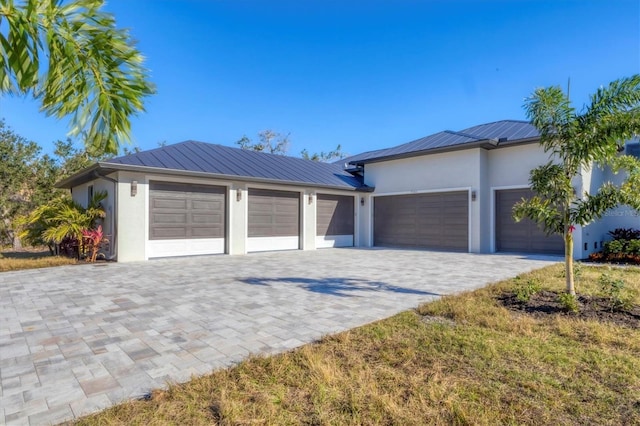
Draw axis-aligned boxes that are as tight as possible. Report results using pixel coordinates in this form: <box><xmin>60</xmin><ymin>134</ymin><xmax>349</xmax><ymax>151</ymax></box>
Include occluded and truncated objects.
<box><xmin>236</xmin><ymin>130</ymin><xmax>290</xmax><ymax>155</ymax></box>
<box><xmin>0</xmin><ymin>119</ymin><xmax>42</xmax><ymax>247</ymax></box>
<box><xmin>0</xmin><ymin>0</ymin><xmax>154</xmax><ymax>155</ymax></box>
<box><xmin>301</xmin><ymin>144</ymin><xmax>347</xmax><ymax>162</ymax></box>
<box><xmin>513</xmin><ymin>75</ymin><xmax>640</xmax><ymax>296</ymax></box>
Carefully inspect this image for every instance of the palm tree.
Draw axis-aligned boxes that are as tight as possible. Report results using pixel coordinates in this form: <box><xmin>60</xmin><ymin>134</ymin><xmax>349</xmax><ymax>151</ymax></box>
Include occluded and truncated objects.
<box><xmin>514</xmin><ymin>75</ymin><xmax>640</xmax><ymax>296</ymax></box>
<box><xmin>18</xmin><ymin>191</ymin><xmax>106</xmax><ymax>254</ymax></box>
<box><xmin>0</xmin><ymin>0</ymin><xmax>154</xmax><ymax>154</ymax></box>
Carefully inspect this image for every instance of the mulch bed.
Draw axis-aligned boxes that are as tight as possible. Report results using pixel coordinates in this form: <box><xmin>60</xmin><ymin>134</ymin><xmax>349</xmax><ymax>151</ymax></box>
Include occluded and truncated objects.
<box><xmin>498</xmin><ymin>290</ymin><xmax>640</xmax><ymax>328</ymax></box>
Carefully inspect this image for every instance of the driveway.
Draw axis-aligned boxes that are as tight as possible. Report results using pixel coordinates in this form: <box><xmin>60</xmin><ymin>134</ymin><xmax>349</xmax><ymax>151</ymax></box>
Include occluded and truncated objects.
<box><xmin>0</xmin><ymin>248</ymin><xmax>559</xmax><ymax>425</ymax></box>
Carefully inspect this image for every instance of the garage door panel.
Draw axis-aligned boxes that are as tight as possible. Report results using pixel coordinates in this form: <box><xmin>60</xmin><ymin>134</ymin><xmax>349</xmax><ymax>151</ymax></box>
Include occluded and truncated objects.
<box><xmin>248</xmin><ymin>189</ymin><xmax>300</xmax><ymax>241</ymax></box>
<box><xmin>495</xmin><ymin>189</ymin><xmax>563</xmax><ymax>254</ymax></box>
<box><xmin>316</xmin><ymin>194</ymin><xmax>354</xmax><ymax>247</ymax></box>
<box><xmin>149</xmin><ymin>182</ymin><xmax>226</xmax><ymax>243</ymax></box>
<box><xmin>374</xmin><ymin>191</ymin><xmax>468</xmax><ymax>251</ymax></box>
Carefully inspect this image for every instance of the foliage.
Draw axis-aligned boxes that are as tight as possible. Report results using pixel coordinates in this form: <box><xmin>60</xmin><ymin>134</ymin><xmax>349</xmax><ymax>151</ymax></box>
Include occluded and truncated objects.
<box><xmin>0</xmin><ymin>0</ymin><xmax>155</xmax><ymax>154</ymax></box>
<box><xmin>0</xmin><ymin>120</ymin><xmax>57</xmax><ymax>247</ymax></box>
<box><xmin>513</xmin><ymin>276</ymin><xmax>541</xmax><ymax>303</ymax></box>
<box><xmin>236</xmin><ymin>130</ymin><xmax>290</xmax><ymax>155</ymax></box>
<box><xmin>17</xmin><ymin>191</ymin><xmax>106</xmax><ymax>254</ymax></box>
<box><xmin>557</xmin><ymin>292</ymin><xmax>579</xmax><ymax>313</ymax></box>
<box><xmin>514</xmin><ymin>75</ymin><xmax>640</xmax><ymax>295</ymax></box>
<box><xmin>608</xmin><ymin>227</ymin><xmax>640</xmax><ymax>241</ymax></box>
<box><xmin>81</xmin><ymin>224</ymin><xmax>107</xmax><ymax>262</ymax></box>
<box><xmin>598</xmin><ymin>272</ymin><xmax>632</xmax><ymax>311</ymax></box>
<box><xmin>301</xmin><ymin>144</ymin><xmax>347</xmax><ymax>162</ymax></box>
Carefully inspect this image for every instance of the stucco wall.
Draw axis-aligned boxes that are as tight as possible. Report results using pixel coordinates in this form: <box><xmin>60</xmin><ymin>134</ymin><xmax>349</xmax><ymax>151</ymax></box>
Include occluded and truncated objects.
<box><xmin>70</xmin><ymin>176</ymin><xmax>116</xmax><ymax>258</ymax></box>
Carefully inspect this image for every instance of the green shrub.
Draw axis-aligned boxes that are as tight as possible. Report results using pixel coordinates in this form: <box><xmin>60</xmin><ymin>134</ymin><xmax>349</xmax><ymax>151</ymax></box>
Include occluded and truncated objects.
<box><xmin>604</xmin><ymin>239</ymin><xmax>626</xmax><ymax>255</ymax></box>
<box><xmin>514</xmin><ymin>278</ymin><xmax>541</xmax><ymax>303</ymax></box>
<box><xmin>557</xmin><ymin>293</ymin><xmax>579</xmax><ymax>313</ymax></box>
<box><xmin>598</xmin><ymin>273</ymin><xmax>632</xmax><ymax>311</ymax></box>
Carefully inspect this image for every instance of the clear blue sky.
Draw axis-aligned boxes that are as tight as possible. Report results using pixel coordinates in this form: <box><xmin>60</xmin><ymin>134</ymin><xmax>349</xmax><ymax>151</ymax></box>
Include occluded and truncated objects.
<box><xmin>1</xmin><ymin>0</ymin><xmax>639</xmax><ymax>158</ymax></box>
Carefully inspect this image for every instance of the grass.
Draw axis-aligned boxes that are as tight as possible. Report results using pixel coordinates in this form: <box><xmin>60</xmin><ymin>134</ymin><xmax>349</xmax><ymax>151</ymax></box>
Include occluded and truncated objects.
<box><xmin>69</xmin><ymin>264</ymin><xmax>640</xmax><ymax>425</ymax></box>
<box><xmin>0</xmin><ymin>249</ymin><xmax>77</xmax><ymax>272</ymax></box>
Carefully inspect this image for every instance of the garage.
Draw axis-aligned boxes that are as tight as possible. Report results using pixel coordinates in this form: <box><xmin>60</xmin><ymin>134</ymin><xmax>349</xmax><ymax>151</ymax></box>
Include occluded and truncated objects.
<box><xmin>374</xmin><ymin>191</ymin><xmax>469</xmax><ymax>251</ymax></box>
<box><xmin>148</xmin><ymin>182</ymin><xmax>226</xmax><ymax>258</ymax></box>
<box><xmin>495</xmin><ymin>188</ymin><xmax>564</xmax><ymax>254</ymax></box>
<box><xmin>248</xmin><ymin>188</ymin><xmax>300</xmax><ymax>252</ymax></box>
<box><xmin>316</xmin><ymin>194</ymin><xmax>354</xmax><ymax>248</ymax></box>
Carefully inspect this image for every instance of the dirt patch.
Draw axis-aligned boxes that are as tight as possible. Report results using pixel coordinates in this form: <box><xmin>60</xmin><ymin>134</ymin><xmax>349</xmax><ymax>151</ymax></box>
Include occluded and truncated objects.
<box><xmin>498</xmin><ymin>290</ymin><xmax>640</xmax><ymax>328</ymax></box>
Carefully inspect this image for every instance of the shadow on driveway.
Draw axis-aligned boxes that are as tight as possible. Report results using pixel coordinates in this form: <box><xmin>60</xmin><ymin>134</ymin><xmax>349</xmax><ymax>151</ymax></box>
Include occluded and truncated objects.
<box><xmin>240</xmin><ymin>276</ymin><xmax>439</xmax><ymax>297</ymax></box>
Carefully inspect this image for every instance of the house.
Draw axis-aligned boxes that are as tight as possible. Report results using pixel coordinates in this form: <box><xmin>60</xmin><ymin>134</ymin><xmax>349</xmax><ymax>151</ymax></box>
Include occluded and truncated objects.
<box><xmin>57</xmin><ymin>120</ymin><xmax>640</xmax><ymax>262</ymax></box>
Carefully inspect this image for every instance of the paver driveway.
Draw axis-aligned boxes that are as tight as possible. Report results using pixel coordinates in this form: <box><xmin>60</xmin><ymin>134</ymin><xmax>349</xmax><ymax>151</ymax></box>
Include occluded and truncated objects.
<box><xmin>0</xmin><ymin>248</ymin><xmax>560</xmax><ymax>425</ymax></box>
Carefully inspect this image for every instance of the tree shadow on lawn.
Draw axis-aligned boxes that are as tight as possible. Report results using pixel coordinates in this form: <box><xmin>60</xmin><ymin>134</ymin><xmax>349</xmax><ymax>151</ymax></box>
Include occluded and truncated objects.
<box><xmin>240</xmin><ymin>276</ymin><xmax>439</xmax><ymax>298</ymax></box>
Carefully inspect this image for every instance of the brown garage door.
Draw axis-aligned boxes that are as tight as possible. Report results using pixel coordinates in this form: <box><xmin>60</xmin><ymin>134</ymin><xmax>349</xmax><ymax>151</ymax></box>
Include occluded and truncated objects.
<box><xmin>374</xmin><ymin>191</ymin><xmax>468</xmax><ymax>251</ymax></box>
<box><xmin>149</xmin><ymin>182</ymin><xmax>225</xmax><ymax>240</ymax></box>
<box><xmin>248</xmin><ymin>189</ymin><xmax>299</xmax><ymax>237</ymax></box>
<box><xmin>495</xmin><ymin>188</ymin><xmax>564</xmax><ymax>254</ymax></box>
<box><xmin>317</xmin><ymin>194</ymin><xmax>354</xmax><ymax>237</ymax></box>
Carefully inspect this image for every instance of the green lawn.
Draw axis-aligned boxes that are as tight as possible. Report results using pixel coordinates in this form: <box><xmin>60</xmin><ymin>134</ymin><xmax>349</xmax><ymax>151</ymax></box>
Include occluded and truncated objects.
<box><xmin>66</xmin><ymin>264</ymin><xmax>639</xmax><ymax>425</ymax></box>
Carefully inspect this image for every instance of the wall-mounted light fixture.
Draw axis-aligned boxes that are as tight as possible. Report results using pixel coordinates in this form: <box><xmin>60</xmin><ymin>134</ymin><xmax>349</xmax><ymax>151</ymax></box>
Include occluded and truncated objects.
<box><xmin>236</xmin><ymin>189</ymin><xmax>242</xmax><ymax>202</ymax></box>
<box><xmin>471</xmin><ymin>190</ymin><xmax>476</xmax><ymax>202</ymax></box>
<box><xmin>360</xmin><ymin>197</ymin><xmax>365</xmax><ymax>206</ymax></box>
<box><xmin>131</xmin><ymin>180</ymin><xmax>138</xmax><ymax>197</ymax></box>
<box><xmin>308</xmin><ymin>194</ymin><xmax>313</xmax><ymax>204</ymax></box>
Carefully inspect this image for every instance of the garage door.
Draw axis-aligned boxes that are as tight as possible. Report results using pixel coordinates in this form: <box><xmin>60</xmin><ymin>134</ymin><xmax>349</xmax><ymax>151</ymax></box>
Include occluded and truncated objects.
<box><xmin>148</xmin><ymin>182</ymin><xmax>226</xmax><ymax>258</ymax></box>
<box><xmin>374</xmin><ymin>191</ymin><xmax>468</xmax><ymax>251</ymax></box>
<box><xmin>248</xmin><ymin>188</ymin><xmax>300</xmax><ymax>252</ymax></box>
<box><xmin>316</xmin><ymin>194</ymin><xmax>354</xmax><ymax>248</ymax></box>
<box><xmin>495</xmin><ymin>188</ymin><xmax>564</xmax><ymax>254</ymax></box>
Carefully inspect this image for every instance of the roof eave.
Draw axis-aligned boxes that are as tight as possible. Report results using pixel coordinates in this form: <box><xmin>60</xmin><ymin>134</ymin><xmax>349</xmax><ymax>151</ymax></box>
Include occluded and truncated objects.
<box><xmin>350</xmin><ymin>137</ymin><xmax>540</xmax><ymax>165</ymax></box>
<box><xmin>57</xmin><ymin>162</ymin><xmax>372</xmax><ymax>192</ymax></box>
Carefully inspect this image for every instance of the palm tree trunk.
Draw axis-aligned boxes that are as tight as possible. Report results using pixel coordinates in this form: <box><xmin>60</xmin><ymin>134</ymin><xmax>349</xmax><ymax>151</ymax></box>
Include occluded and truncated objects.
<box><xmin>564</xmin><ymin>230</ymin><xmax>575</xmax><ymax>295</ymax></box>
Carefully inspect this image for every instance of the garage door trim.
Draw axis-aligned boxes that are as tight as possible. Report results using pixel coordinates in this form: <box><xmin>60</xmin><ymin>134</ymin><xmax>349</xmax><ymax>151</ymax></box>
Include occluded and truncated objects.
<box><xmin>371</xmin><ymin>187</ymin><xmax>472</xmax><ymax>252</ymax></box>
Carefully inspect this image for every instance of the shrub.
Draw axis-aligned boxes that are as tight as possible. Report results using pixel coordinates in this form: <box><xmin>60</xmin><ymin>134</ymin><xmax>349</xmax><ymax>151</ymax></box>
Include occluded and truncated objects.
<box><xmin>514</xmin><ymin>278</ymin><xmax>541</xmax><ymax>303</ymax></box>
<box><xmin>607</xmin><ymin>228</ymin><xmax>640</xmax><ymax>241</ymax></box>
<box><xmin>557</xmin><ymin>293</ymin><xmax>579</xmax><ymax>313</ymax></box>
<box><xmin>598</xmin><ymin>273</ymin><xmax>632</xmax><ymax>311</ymax></box>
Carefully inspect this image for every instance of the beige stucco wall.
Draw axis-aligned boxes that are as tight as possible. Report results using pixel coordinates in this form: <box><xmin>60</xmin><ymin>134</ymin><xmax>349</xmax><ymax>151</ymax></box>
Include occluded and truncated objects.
<box><xmin>71</xmin><ymin>175</ymin><xmax>116</xmax><ymax>258</ymax></box>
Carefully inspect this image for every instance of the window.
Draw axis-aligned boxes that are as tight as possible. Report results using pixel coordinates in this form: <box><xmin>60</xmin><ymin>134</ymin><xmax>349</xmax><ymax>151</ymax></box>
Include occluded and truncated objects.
<box><xmin>626</xmin><ymin>142</ymin><xmax>640</xmax><ymax>158</ymax></box>
<box><xmin>87</xmin><ymin>185</ymin><xmax>94</xmax><ymax>207</ymax></box>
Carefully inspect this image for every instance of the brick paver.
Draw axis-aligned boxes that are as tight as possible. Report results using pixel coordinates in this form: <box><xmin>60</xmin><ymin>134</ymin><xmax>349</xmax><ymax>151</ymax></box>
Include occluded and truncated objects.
<box><xmin>0</xmin><ymin>248</ymin><xmax>560</xmax><ymax>425</ymax></box>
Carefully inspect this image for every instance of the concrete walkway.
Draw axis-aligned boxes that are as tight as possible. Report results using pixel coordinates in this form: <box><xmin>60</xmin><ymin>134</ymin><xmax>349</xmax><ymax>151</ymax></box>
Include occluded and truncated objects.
<box><xmin>0</xmin><ymin>248</ymin><xmax>560</xmax><ymax>425</ymax></box>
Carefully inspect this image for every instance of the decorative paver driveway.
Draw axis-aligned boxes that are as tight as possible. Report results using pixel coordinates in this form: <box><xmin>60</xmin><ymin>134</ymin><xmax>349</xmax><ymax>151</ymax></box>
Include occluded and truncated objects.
<box><xmin>0</xmin><ymin>248</ymin><xmax>560</xmax><ymax>425</ymax></box>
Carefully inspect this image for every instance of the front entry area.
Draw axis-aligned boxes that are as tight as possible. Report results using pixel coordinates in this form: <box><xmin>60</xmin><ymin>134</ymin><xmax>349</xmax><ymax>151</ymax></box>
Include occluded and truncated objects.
<box><xmin>373</xmin><ymin>191</ymin><xmax>469</xmax><ymax>251</ymax></box>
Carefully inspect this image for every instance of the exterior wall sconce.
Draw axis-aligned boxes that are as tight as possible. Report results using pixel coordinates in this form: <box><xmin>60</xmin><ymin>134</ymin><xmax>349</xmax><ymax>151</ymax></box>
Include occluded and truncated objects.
<box><xmin>360</xmin><ymin>197</ymin><xmax>365</xmax><ymax>206</ymax></box>
<box><xmin>236</xmin><ymin>189</ymin><xmax>242</xmax><ymax>202</ymax></box>
<box><xmin>131</xmin><ymin>180</ymin><xmax>138</xmax><ymax>197</ymax></box>
<box><xmin>471</xmin><ymin>190</ymin><xmax>476</xmax><ymax>202</ymax></box>
<box><xmin>308</xmin><ymin>194</ymin><xmax>313</xmax><ymax>204</ymax></box>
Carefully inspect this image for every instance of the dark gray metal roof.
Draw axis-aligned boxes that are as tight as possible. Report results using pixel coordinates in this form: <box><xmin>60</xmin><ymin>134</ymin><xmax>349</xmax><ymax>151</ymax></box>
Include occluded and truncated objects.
<box><xmin>58</xmin><ymin>141</ymin><xmax>371</xmax><ymax>191</ymax></box>
<box><xmin>347</xmin><ymin>120</ymin><xmax>540</xmax><ymax>165</ymax></box>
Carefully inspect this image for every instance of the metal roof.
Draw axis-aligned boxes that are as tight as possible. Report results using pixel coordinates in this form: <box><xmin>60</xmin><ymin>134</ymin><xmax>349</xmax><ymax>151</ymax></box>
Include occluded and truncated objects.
<box><xmin>58</xmin><ymin>141</ymin><xmax>371</xmax><ymax>191</ymax></box>
<box><xmin>346</xmin><ymin>120</ymin><xmax>540</xmax><ymax>165</ymax></box>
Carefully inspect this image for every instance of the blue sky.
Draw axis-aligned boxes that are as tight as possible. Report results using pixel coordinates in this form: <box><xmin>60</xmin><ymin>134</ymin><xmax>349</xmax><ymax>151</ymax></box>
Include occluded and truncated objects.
<box><xmin>1</xmin><ymin>0</ymin><xmax>639</xmax><ymax>158</ymax></box>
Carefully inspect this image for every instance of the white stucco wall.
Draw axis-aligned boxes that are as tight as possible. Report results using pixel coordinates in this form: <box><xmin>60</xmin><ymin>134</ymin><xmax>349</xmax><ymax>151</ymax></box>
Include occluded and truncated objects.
<box><xmin>70</xmin><ymin>176</ymin><xmax>116</xmax><ymax>258</ymax></box>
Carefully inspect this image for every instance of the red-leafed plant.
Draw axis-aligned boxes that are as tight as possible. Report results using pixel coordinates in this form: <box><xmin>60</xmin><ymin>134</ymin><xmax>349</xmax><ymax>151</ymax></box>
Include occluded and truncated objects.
<box><xmin>81</xmin><ymin>225</ymin><xmax>108</xmax><ymax>262</ymax></box>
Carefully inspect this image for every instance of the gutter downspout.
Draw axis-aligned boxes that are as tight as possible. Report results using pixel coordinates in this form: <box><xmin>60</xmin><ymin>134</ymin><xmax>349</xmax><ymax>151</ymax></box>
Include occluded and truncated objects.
<box><xmin>92</xmin><ymin>171</ymin><xmax>118</xmax><ymax>261</ymax></box>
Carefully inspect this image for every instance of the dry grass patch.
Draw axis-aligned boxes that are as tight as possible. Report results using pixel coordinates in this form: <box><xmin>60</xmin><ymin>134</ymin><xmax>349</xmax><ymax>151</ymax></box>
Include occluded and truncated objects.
<box><xmin>70</xmin><ymin>264</ymin><xmax>640</xmax><ymax>426</ymax></box>
<box><xmin>0</xmin><ymin>250</ymin><xmax>77</xmax><ymax>272</ymax></box>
